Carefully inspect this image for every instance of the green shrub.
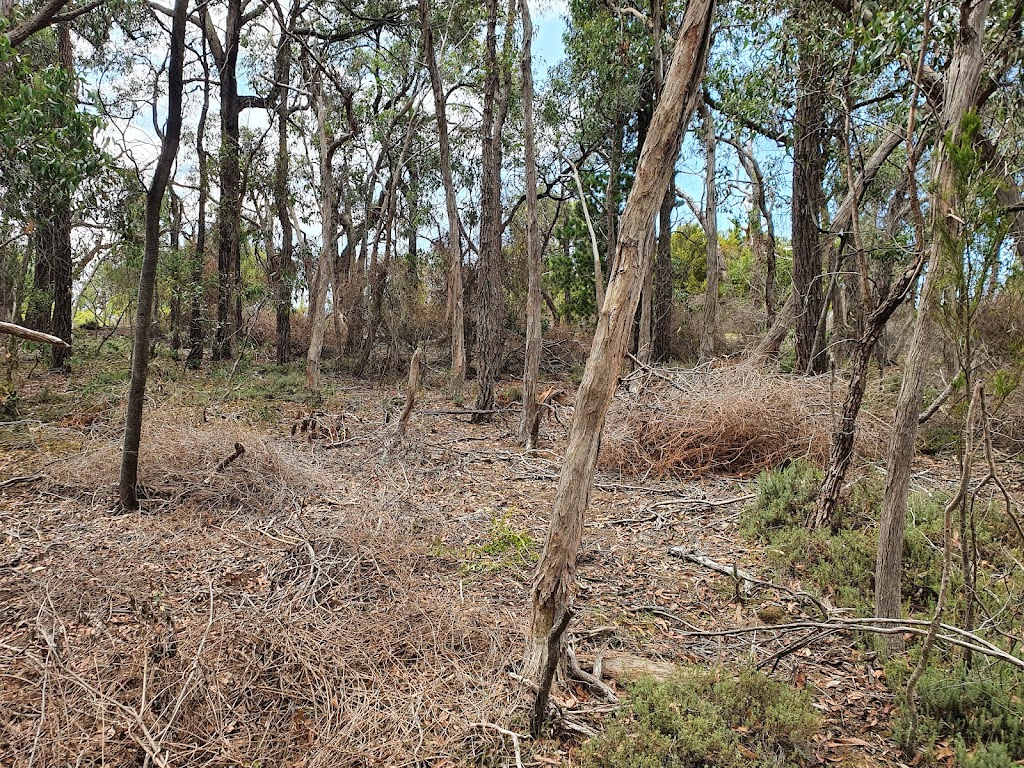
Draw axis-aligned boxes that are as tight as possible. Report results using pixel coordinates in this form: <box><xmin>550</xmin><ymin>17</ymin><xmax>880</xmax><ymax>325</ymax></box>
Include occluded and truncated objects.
<box><xmin>741</xmin><ymin>460</ymin><xmax>822</xmax><ymax>538</ymax></box>
<box><xmin>578</xmin><ymin>667</ymin><xmax>819</xmax><ymax>768</ymax></box>
<box><xmin>887</xmin><ymin>660</ymin><xmax>1024</xmax><ymax>761</ymax></box>
<box><xmin>957</xmin><ymin>740</ymin><xmax>1018</xmax><ymax>768</ymax></box>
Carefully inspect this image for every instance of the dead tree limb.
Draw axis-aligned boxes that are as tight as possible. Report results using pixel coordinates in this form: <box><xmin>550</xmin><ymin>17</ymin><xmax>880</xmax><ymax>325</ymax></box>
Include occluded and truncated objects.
<box><xmin>396</xmin><ymin>346</ymin><xmax>423</xmax><ymax>440</ymax></box>
<box><xmin>0</xmin><ymin>321</ymin><xmax>72</xmax><ymax>349</ymax></box>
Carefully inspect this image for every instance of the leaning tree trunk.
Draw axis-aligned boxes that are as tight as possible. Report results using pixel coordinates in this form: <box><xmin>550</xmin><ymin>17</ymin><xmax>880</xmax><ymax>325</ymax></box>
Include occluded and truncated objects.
<box><xmin>811</xmin><ymin>252</ymin><xmax>925</xmax><ymax>529</ymax></box>
<box><xmin>518</xmin><ymin>0</ymin><xmax>543</xmax><ymax>448</ymax></box>
<box><xmin>875</xmin><ymin>0</ymin><xmax>991</xmax><ymax>639</ymax></box>
<box><xmin>118</xmin><ymin>0</ymin><xmax>187</xmax><ymax>511</ymax></box>
<box><xmin>420</xmin><ymin>0</ymin><xmax>467</xmax><ymax>400</ymax></box>
<box><xmin>524</xmin><ymin>0</ymin><xmax>714</xmax><ymax>680</ymax></box>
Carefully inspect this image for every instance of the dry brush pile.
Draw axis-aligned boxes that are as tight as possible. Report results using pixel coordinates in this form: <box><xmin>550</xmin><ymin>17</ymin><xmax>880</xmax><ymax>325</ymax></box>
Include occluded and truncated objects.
<box><xmin>599</xmin><ymin>362</ymin><xmax>849</xmax><ymax>479</ymax></box>
<box><xmin>1</xmin><ymin>412</ymin><xmax>525</xmax><ymax>766</ymax></box>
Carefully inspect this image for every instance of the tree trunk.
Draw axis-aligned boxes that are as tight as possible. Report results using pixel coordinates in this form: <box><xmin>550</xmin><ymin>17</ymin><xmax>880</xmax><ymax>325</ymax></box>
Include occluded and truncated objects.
<box><xmin>699</xmin><ymin>102</ymin><xmax>718</xmax><ymax>360</ymax></box>
<box><xmin>652</xmin><ymin>174</ymin><xmax>674</xmax><ymax>362</ymax></box>
<box><xmin>472</xmin><ymin>0</ymin><xmax>509</xmax><ymax>422</ymax></box>
<box><xmin>812</xmin><ymin>252</ymin><xmax>925</xmax><ymax>529</ymax></box>
<box><xmin>213</xmin><ymin>0</ymin><xmax>243</xmax><ymax>361</ymax></box>
<box><xmin>118</xmin><ymin>0</ymin><xmax>187</xmax><ymax>511</ymax></box>
<box><xmin>875</xmin><ymin>0</ymin><xmax>991</xmax><ymax>640</ymax></box>
<box><xmin>49</xmin><ymin>21</ymin><xmax>74</xmax><ymax>370</ymax></box>
<box><xmin>791</xmin><ymin>24</ymin><xmax>827</xmax><ymax>375</ymax></box>
<box><xmin>186</xmin><ymin>36</ymin><xmax>211</xmax><ymax>371</ymax></box>
<box><xmin>272</xmin><ymin>26</ymin><xmax>293</xmax><ymax>365</ymax></box>
<box><xmin>524</xmin><ymin>0</ymin><xmax>714</xmax><ymax>680</ymax></box>
<box><xmin>420</xmin><ymin>0</ymin><xmax>467</xmax><ymax>400</ymax></box>
<box><xmin>306</xmin><ymin>66</ymin><xmax>337</xmax><ymax>391</ymax></box>
<box><xmin>518</xmin><ymin>0</ymin><xmax>542</xmax><ymax>448</ymax></box>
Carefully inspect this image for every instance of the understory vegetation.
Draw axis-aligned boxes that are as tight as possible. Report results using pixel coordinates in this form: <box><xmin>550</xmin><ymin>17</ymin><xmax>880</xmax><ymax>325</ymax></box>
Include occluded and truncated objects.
<box><xmin>742</xmin><ymin>461</ymin><xmax>1024</xmax><ymax>765</ymax></box>
<box><xmin>579</xmin><ymin>668</ymin><xmax>819</xmax><ymax>768</ymax></box>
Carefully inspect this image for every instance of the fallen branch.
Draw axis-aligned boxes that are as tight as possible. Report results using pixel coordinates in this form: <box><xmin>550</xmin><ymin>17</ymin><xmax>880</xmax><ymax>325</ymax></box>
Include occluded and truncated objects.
<box><xmin>668</xmin><ymin>546</ymin><xmax>830</xmax><ymax>617</ymax></box>
<box><xmin>673</xmin><ymin>617</ymin><xmax>1024</xmax><ymax>669</ymax></box>
<box><xmin>668</xmin><ymin>547</ymin><xmax>756</xmax><ymax>593</ymax></box>
<box><xmin>0</xmin><ymin>321</ymin><xmax>71</xmax><ymax>349</ymax></box>
<box><xmin>469</xmin><ymin>722</ymin><xmax>526</xmax><ymax>768</ymax></box>
<box><xmin>566</xmin><ymin>644</ymin><xmax>618</xmax><ymax>702</ymax></box>
<box><xmin>0</xmin><ymin>474</ymin><xmax>42</xmax><ymax>489</ymax></box>
<box><xmin>208</xmin><ymin>442</ymin><xmax>246</xmax><ymax>479</ymax></box>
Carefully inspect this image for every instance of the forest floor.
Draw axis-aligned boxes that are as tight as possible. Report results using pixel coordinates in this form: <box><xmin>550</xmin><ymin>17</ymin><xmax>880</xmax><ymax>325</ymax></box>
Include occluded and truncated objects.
<box><xmin>0</xmin><ymin>338</ymin><xmax>998</xmax><ymax>767</ymax></box>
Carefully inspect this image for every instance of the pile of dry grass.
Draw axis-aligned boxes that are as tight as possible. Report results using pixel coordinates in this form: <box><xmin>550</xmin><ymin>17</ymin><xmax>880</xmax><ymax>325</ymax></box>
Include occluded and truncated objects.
<box><xmin>599</xmin><ymin>362</ymin><xmax>836</xmax><ymax>479</ymax></box>
<box><xmin>46</xmin><ymin>409</ymin><xmax>316</xmax><ymax>513</ymax></box>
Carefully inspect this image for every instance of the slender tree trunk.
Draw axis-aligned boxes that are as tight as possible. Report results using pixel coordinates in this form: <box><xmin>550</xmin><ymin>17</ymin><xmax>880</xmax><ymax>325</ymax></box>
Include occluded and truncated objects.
<box><xmin>812</xmin><ymin>252</ymin><xmax>924</xmax><ymax>529</ymax></box>
<box><xmin>420</xmin><ymin>0</ymin><xmax>466</xmax><ymax>399</ymax></box>
<box><xmin>272</xmin><ymin>28</ymin><xmax>293</xmax><ymax>365</ymax></box>
<box><xmin>791</xmin><ymin>21</ymin><xmax>827</xmax><ymax>374</ymax></box>
<box><xmin>306</xmin><ymin>66</ymin><xmax>337</xmax><ymax>391</ymax></box>
<box><xmin>48</xmin><ymin>21</ymin><xmax>74</xmax><ymax>370</ymax></box>
<box><xmin>472</xmin><ymin>0</ymin><xmax>509</xmax><ymax>421</ymax></box>
<box><xmin>525</xmin><ymin>0</ymin><xmax>714</xmax><ymax>680</ymax></box>
<box><xmin>186</xmin><ymin>38</ymin><xmax>211</xmax><ymax>370</ymax></box>
<box><xmin>519</xmin><ymin>0</ymin><xmax>542</xmax><ymax>448</ymax></box>
<box><xmin>652</xmin><ymin>173</ymin><xmax>674</xmax><ymax>362</ymax></box>
<box><xmin>118</xmin><ymin>0</ymin><xmax>187</xmax><ymax>511</ymax></box>
<box><xmin>875</xmin><ymin>0</ymin><xmax>991</xmax><ymax>639</ymax></box>
<box><xmin>699</xmin><ymin>103</ymin><xmax>718</xmax><ymax>360</ymax></box>
<box><xmin>568</xmin><ymin>158</ymin><xmax>605</xmax><ymax>312</ymax></box>
<box><xmin>169</xmin><ymin>192</ymin><xmax>183</xmax><ymax>356</ymax></box>
<box><xmin>605</xmin><ymin>116</ymin><xmax>622</xmax><ymax>260</ymax></box>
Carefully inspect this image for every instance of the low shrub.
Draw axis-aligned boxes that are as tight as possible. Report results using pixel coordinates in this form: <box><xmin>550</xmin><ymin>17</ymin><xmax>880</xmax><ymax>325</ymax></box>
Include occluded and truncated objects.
<box><xmin>578</xmin><ymin>667</ymin><xmax>819</xmax><ymax>768</ymax></box>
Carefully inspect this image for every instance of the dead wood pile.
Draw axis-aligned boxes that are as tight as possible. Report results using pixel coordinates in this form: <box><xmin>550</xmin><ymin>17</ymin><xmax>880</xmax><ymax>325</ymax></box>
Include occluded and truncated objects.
<box><xmin>599</xmin><ymin>362</ymin><xmax>840</xmax><ymax>478</ymax></box>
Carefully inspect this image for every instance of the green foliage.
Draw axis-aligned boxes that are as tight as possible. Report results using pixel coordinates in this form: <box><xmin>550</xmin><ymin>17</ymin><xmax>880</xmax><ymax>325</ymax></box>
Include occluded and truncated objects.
<box><xmin>887</xmin><ymin>659</ymin><xmax>1024</xmax><ymax>762</ymax></box>
<box><xmin>0</xmin><ymin>34</ymin><xmax>105</xmax><ymax>217</ymax></box>
<box><xmin>461</xmin><ymin>513</ymin><xmax>536</xmax><ymax>575</ymax></box>
<box><xmin>578</xmin><ymin>668</ymin><xmax>819</xmax><ymax>768</ymax></box>
<box><xmin>957</xmin><ymin>740</ymin><xmax>1019</xmax><ymax>768</ymax></box>
<box><xmin>741</xmin><ymin>460</ymin><xmax>822</xmax><ymax>536</ymax></box>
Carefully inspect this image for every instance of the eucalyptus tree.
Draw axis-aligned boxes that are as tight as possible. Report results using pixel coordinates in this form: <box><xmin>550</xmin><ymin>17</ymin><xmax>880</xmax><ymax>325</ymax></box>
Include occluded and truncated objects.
<box><xmin>472</xmin><ymin>0</ymin><xmax>513</xmax><ymax>419</ymax></box>
<box><xmin>118</xmin><ymin>0</ymin><xmax>188</xmax><ymax>510</ymax></box>
<box><xmin>0</xmin><ymin>11</ymin><xmax>104</xmax><ymax>363</ymax></box>
<box><xmin>526</xmin><ymin>0</ymin><xmax>714</xmax><ymax>688</ymax></box>
<box><xmin>419</xmin><ymin>0</ymin><xmax>468</xmax><ymax>399</ymax></box>
<box><xmin>874</xmin><ymin>0</ymin><xmax>1019</xmax><ymax>637</ymax></box>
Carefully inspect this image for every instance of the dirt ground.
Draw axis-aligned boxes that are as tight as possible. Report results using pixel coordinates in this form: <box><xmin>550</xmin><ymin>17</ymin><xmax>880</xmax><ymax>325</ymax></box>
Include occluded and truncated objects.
<box><xmin>0</xmin><ymin>359</ymin><xmax>948</xmax><ymax>767</ymax></box>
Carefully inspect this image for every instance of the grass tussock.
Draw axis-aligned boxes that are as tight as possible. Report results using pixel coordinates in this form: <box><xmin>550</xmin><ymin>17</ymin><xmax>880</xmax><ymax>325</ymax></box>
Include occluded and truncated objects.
<box><xmin>600</xmin><ymin>363</ymin><xmax>839</xmax><ymax>479</ymax></box>
<box><xmin>47</xmin><ymin>408</ymin><xmax>316</xmax><ymax>513</ymax></box>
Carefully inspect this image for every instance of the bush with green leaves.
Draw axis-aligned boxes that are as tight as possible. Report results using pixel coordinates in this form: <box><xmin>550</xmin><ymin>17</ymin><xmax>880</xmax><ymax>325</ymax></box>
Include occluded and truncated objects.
<box><xmin>578</xmin><ymin>667</ymin><xmax>818</xmax><ymax>768</ymax></box>
<box><xmin>887</xmin><ymin>659</ymin><xmax>1024</xmax><ymax>762</ymax></box>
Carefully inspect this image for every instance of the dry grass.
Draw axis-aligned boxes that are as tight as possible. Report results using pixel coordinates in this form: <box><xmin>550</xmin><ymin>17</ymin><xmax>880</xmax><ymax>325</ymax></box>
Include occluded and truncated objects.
<box><xmin>599</xmin><ymin>362</ymin><xmax>837</xmax><ymax>479</ymax></box>
<box><xmin>46</xmin><ymin>409</ymin><xmax>315</xmax><ymax>515</ymax></box>
<box><xmin>2</xmin><ymin>412</ymin><xmax>525</xmax><ymax>766</ymax></box>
